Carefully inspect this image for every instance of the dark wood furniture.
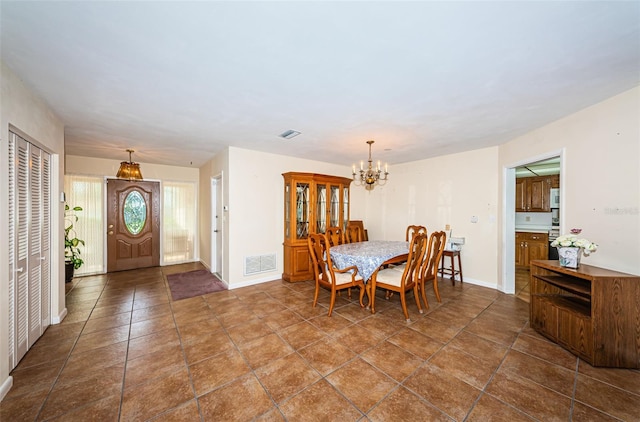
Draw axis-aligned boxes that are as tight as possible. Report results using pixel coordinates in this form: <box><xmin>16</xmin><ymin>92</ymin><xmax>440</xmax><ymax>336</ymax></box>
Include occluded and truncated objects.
<box><xmin>530</xmin><ymin>260</ymin><xmax>640</xmax><ymax>368</ymax></box>
<box><xmin>516</xmin><ymin>231</ymin><xmax>549</xmax><ymax>268</ymax></box>
<box><xmin>515</xmin><ymin>176</ymin><xmax>552</xmax><ymax>212</ymax></box>
<box><xmin>282</xmin><ymin>172</ymin><xmax>351</xmax><ymax>282</ymax></box>
<box><xmin>440</xmin><ymin>249</ymin><xmax>463</xmax><ymax>285</ymax></box>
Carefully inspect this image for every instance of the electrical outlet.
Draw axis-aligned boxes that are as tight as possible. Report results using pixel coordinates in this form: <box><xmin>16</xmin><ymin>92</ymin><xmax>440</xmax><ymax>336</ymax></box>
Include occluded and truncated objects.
<box><xmin>445</xmin><ymin>224</ymin><xmax>451</xmax><ymax>231</ymax></box>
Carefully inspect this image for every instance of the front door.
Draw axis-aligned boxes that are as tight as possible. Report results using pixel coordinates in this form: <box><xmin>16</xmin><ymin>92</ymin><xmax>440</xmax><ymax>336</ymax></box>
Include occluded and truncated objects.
<box><xmin>107</xmin><ymin>179</ymin><xmax>160</xmax><ymax>272</ymax></box>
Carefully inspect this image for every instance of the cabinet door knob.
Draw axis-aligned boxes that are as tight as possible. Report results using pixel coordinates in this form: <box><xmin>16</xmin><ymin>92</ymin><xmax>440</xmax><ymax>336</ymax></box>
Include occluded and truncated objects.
<box><xmin>108</xmin><ymin>231</ymin><xmax>114</xmax><ymax>235</ymax></box>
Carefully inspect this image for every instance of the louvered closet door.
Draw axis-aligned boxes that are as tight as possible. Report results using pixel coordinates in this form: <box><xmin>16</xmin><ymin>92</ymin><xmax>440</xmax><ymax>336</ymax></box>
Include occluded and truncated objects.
<box><xmin>14</xmin><ymin>135</ymin><xmax>30</xmax><ymax>363</ymax></box>
<box><xmin>7</xmin><ymin>132</ymin><xmax>51</xmax><ymax>369</ymax></box>
<box><xmin>41</xmin><ymin>152</ymin><xmax>51</xmax><ymax>328</ymax></box>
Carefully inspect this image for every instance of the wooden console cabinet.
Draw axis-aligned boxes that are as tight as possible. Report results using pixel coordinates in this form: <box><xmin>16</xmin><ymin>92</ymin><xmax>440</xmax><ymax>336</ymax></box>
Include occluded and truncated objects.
<box><xmin>530</xmin><ymin>260</ymin><xmax>640</xmax><ymax>368</ymax></box>
<box><xmin>282</xmin><ymin>172</ymin><xmax>351</xmax><ymax>282</ymax></box>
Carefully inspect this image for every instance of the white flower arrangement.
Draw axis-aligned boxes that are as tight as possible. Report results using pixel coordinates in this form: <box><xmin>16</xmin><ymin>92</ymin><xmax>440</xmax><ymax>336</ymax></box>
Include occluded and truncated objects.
<box><xmin>551</xmin><ymin>232</ymin><xmax>598</xmax><ymax>256</ymax></box>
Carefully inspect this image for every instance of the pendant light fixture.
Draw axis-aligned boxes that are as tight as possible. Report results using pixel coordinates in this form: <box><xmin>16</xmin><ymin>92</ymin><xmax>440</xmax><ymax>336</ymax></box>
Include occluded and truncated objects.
<box><xmin>116</xmin><ymin>149</ymin><xmax>143</xmax><ymax>180</ymax></box>
<box><xmin>352</xmin><ymin>140</ymin><xmax>389</xmax><ymax>190</ymax></box>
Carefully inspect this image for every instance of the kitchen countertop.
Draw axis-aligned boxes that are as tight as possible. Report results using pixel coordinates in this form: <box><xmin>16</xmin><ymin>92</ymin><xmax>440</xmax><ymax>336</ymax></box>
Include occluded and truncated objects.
<box><xmin>515</xmin><ymin>225</ymin><xmax>552</xmax><ymax>233</ymax></box>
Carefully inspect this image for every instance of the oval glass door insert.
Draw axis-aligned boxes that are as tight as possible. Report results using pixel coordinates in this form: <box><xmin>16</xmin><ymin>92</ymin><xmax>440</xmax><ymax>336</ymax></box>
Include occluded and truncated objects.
<box><xmin>123</xmin><ymin>190</ymin><xmax>146</xmax><ymax>235</ymax></box>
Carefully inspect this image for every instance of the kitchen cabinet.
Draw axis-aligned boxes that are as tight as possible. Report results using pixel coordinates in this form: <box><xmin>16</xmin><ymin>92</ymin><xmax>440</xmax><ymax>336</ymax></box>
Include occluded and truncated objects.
<box><xmin>530</xmin><ymin>260</ymin><xmax>640</xmax><ymax>368</ymax></box>
<box><xmin>282</xmin><ymin>172</ymin><xmax>352</xmax><ymax>282</ymax></box>
<box><xmin>515</xmin><ymin>232</ymin><xmax>548</xmax><ymax>268</ymax></box>
<box><xmin>515</xmin><ymin>176</ymin><xmax>552</xmax><ymax>212</ymax></box>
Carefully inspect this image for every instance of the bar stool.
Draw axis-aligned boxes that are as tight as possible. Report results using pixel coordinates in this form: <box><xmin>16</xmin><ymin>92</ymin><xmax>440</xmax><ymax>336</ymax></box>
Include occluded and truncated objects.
<box><xmin>440</xmin><ymin>250</ymin><xmax>463</xmax><ymax>285</ymax></box>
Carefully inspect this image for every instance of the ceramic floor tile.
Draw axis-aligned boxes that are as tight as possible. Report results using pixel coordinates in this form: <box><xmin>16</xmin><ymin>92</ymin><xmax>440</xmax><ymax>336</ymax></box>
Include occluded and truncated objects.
<box><xmin>428</xmin><ymin>344</ymin><xmax>501</xmax><ymax>389</ymax></box>
<box><xmin>574</xmin><ymin>373</ymin><xmax>640</xmax><ymax>421</ymax></box>
<box><xmin>182</xmin><ymin>330</ymin><xmax>235</xmax><ymax>365</ymax></box>
<box><xmin>485</xmin><ymin>370</ymin><xmax>571</xmax><ymax>420</ymax></box>
<box><xmin>126</xmin><ymin>327</ymin><xmax>181</xmax><ymax>360</ymax></box>
<box><xmin>72</xmin><ymin>325</ymin><xmax>130</xmax><ymax>355</ymax></box>
<box><xmin>367</xmin><ymin>386</ymin><xmax>451</xmax><ymax>421</ymax></box>
<box><xmin>254</xmin><ymin>353</ymin><xmax>321</xmax><ymax>404</ymax></box>
<box><xmin>124</xmin><ymin>345</ymin><xmax>187</xmax><ymax>388</ymax></box>
<box><xmin>386</xmin><ymin>327</ymin><xmax>444</xmax><ymax>360</ymax></box>
<box><xmin>278</xmin><ymin>379</ymin><xmax>362</xmax><ymax>421</ymax></box>
<box><xmin>361</xmin><ymin>340</ymin><xmax>424</xmax><ymax>382</ymax></box>
<box><xmin>238</xmin><ymin>332</ymin><xmax>294</xmax><ymax>369</ymax></box>
<box><xmin>189</xmin><ymin>348</ymin><xmax>252</xmax><ymax>396</ymax></box>
<box><xmin>226</xmin><ymin>318</ymin><xmax>275</xmax><ymax>345</ymax></box>
<box><xmin>5</xmin><ymin>264</ymin><xmax>638</xmax><ymax>422</ymax></box>
<box><xmin>325</xmin><ymin>357</ymin><xmax>397</xmax><ymax>413</ymax></box>
<box><xmin>197</xmin><ymin>374</ymin><xmax>274</xmax><ymax>421</ymax></box>
<box><xmin>404</xmin><ymin>363</ymin><xmax>482</xmax><ymax>421</ymax></box>
<box><xmin>466</xmin><ymin>393</ymin><xmax>536</xmax><ymax>421</ymax></box>
<box><xmin>298</xmin><ymin>337</ymin><xmax>356</xmax><ymax>376</ymax></box>
<box><xmin>120</xmin><ymin>367</ymin><xmax>194</xmax><ymax>421</ymax></box>
<box><xmin>577</xmin><ymin>360</ymin><xmax>640</xmax><ymax>395</ymax></box>
<box><xmin>331</xmin><ymin>323</ymin><xmax>385</xmax><ymax>354</ymax></box>
<box><xmin>499</xmin><ymin>349</ymin><xmax>576</xmax><ymax>396</ymax></box>
<box><xmin>38</xmin><ymin>363</ymin><xmax>125</xmax><ymax>420</ymax></box>
<box><xmin>277</xmin><ymin>321</ymin><xmax>327</xmax><ymax>350</ymax></box>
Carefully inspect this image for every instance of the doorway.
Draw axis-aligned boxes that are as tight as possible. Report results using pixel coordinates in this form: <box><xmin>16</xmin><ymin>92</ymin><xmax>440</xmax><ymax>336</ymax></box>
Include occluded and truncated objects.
<box><xmin>504</xmin><ymin>151</ymin><xmax>562</xmax><ymax>297</ymax></box>
<box><xmin>211</xmin><ymin>175</ymin><xmax>223</xmax><ymax>278</ymax></box>
<box><xmin>106</xmin><ymin>179</ymin><xmax>160</xmax><ymax>272</ymax></box>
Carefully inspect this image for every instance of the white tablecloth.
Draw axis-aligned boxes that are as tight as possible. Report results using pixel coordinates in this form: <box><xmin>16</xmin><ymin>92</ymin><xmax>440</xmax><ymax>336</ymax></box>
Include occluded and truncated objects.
<box><xmin>330</xmin><ymin>240</ymin><xmax>409</xmax><ymax>282</ymax></box>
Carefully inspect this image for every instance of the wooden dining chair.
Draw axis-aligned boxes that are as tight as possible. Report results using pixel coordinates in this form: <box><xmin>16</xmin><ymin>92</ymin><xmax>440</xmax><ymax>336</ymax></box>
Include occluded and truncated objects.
<box><xmin>417</xmin><ymin>231</ymin><xmax>447</xmax><ymax>309</ymax></box>
<box><xmin>326</xmin><ymin>226</ymin><xmax>344</xmax><ymax>247</ymax></box>
<box><xmin>368</xmin><ymin>232</ymin><xmax>428</xmax><ymax>321</ymax></box>
<box><xmin>406</xmin><ymin>225</ymin><xmax>427</xmax><ymax>241</ymax></box>
<box><xmin>345</xmin><ymin>223</ymin><xmax>364</xmax><ymax>243</ymax></box>
<box><xmin>307</xmin><ymin>233</ymin><xmax>365</xmax><ymax>317</ymax></box>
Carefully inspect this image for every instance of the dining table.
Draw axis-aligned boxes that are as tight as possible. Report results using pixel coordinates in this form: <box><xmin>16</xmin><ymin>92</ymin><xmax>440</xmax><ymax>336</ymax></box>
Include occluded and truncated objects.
<box><xmin>329</xmin><ymin>240</ymin><xmax>409</xmax><ymax>283</ymax></box>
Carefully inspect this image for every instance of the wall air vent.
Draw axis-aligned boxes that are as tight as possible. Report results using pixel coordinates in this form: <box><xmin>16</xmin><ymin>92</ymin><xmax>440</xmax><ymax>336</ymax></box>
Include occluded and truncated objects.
<box><xmin>244</xmin><ymin>254</ymin><xmax>277</xmax><ymax>275</ymax></box>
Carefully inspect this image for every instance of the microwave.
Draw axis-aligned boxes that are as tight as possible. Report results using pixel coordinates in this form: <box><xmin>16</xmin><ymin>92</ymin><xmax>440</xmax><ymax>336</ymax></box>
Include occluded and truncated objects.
<box><xmin>550</xmin><ymin>188</ymin><xmax>560</xmax><ymax>208</ymax></box>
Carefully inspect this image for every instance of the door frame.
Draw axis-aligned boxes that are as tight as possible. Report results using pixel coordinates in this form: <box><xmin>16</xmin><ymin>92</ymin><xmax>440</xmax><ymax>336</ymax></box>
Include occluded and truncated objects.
<box><xmin>502</xmin><ymin>148</ymin><xmax>564</xmax><ymax>294</ymax></box>
<box><xmin>211</xmin><ymin>173</ymin><xmax>224</xmax><ymax>278</ymax></box>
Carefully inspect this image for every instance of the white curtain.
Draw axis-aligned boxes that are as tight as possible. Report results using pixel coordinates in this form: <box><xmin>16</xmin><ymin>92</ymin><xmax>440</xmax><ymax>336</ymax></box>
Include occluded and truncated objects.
<box><xmin>64</xmin><ymin>175</ymin><xmax>104</xmax><ymax>275</ymax></box>
<box><xmin>163</xmin><ymin>181</ymin><xmax>197</xmax><ymax>264</ymax></box>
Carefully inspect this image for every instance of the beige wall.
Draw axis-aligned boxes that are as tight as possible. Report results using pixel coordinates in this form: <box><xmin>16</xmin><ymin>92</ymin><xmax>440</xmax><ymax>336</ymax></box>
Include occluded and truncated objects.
<box><xmin>199</xmin><ymin>146</ymin><xmax>366</xmax><ymax>288</ymax></box>
<box><xmin>499</xmin><ymin>87</ymin><xmax>640</xmax><ymax>277</ymax></box>
<box><xmin>1</xmin><ymin>62</ymin><xmax>65</xmax><ymax>400</ymax></box>
<box><xmin>363</xmin><ymin>147</ymin><xmax>500</xmax><ymax>288</ymax></box>
<box><xmin>66</xmin><ymin>155</ymin><xmax>199</xmax><ymax>181</ymax></box>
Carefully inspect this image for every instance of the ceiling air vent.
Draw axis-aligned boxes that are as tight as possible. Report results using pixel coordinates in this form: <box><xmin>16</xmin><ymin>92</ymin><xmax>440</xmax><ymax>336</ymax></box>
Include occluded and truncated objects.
<box><xmin>279</xmin><ymin>130</ymin><xmax>301</xmax><ymax>139</ymax></box>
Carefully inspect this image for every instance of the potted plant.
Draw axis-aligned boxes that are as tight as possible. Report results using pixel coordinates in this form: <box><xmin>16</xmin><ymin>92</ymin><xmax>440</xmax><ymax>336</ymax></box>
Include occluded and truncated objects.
<box><xmin>64</xmin><ymin>204</ymin><xmax>85</xmax><ymax>282</ymax></box>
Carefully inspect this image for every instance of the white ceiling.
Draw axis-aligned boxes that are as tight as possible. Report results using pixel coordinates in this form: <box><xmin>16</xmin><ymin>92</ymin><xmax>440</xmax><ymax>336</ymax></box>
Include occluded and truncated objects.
<box><xmin>2</xmin><ymin>1</ymin><xmax>639</xmax><ymax>168</ymax></box>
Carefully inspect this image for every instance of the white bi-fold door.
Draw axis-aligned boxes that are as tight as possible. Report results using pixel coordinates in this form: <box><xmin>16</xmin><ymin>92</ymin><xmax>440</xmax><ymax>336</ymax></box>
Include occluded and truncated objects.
<box><xmin>8</xmin><ymin>131</ymin><xmax>51</xmax><ymax>370</ymax></box>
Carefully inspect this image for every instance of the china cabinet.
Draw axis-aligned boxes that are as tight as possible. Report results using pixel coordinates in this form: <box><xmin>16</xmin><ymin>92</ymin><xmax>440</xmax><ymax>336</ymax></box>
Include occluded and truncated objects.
<box><xmin>282</xmin><ymin>172</ymin><xmax>352</xmax><ymax>282</ymax></box>
<box><xmin>530</xmin><ymin>260</ymin><xmax>640</xmax><ymax>368</ymax></box>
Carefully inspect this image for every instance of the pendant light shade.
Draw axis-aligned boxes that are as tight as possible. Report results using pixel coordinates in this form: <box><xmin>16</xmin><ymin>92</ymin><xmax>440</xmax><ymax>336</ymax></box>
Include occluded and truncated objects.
<box><xmin>116</xmin><ymin>149</ymin><xmax>143</xmax><ymax>180</ymax></box>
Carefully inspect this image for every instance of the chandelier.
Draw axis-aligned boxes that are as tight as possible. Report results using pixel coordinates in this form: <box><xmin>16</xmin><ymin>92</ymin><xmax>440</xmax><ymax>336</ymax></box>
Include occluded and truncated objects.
<box><xmin>116</xmin><ymin>149</ymin><xmax>143</xmax><ymax>180</ymax></box>
<box><xmin>352</xmin><ymin>140</ymin><xmax>389</xmax><ymax>190</ymax></box>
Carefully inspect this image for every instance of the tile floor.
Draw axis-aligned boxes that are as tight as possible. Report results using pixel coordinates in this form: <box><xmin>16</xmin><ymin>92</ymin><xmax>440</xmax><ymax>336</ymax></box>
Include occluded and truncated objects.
<box><xmin>2</xmin><ymin>262</ymin><xmax>639</xmax><ymax>421</ymax></box>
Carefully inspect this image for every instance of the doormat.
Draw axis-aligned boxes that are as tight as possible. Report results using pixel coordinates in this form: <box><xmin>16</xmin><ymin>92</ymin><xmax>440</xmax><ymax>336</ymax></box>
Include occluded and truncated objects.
<box><xmin>166</xmin><ymin>270</ymin><xmax>226</xmax><ymax>301</ymax></box>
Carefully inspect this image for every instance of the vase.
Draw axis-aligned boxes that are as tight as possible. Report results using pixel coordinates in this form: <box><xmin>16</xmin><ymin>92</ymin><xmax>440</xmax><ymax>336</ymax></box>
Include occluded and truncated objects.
<box><xmin>558</xmin><ymin>247</ymin><xmax>582</xmax><ymax>268</ymax></box>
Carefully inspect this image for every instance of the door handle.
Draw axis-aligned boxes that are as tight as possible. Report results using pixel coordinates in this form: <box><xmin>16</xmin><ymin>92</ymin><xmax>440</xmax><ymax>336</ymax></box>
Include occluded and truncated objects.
<box><xmin>108</xmin><ymin>224</ymin><xmax>114</xmax><ymax>229</ymax></box>
<box><xmin>40</xmin><ymin>257</ymin><xmax>46</xmax><ymax>261</ymax></box>
<box><xmin>214</xmin><ymin>230</ymin><xmax>218</xmax><ymax>233</ymax></box>
<box><xmin>108</xmin><ymin>231</ymin><xmax>114</xmax><ymax>235</ymax></box>
<box><xmin>16</xmin><ymin>267</ymin><xmax>24</xmax><ymax>273</ymax></box>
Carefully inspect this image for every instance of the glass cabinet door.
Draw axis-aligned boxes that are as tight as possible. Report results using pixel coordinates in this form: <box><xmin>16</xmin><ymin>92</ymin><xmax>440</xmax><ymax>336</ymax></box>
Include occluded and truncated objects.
<box><xmin>342</xmin><ymin>187</ymin><xmax>349</xmax><ymax>230</ymax></box>
<box><xmin>284</xmin><ymin>183</ymin><xmax>291</xmax><ymax>239</ymax></box>
<box><xmin>329</xmin><ymin>185</ymin><xmax>339</xmax><ymax>228</ymax></box>
<box><xmin>296</xmin><ymin>182</ymin><xmax>310</xmax><ymax>239</ymax></box>
<box><xmin>316</xmin><ymin>184</ymin><xmax>327</xmax><ymax>234</ymax></box>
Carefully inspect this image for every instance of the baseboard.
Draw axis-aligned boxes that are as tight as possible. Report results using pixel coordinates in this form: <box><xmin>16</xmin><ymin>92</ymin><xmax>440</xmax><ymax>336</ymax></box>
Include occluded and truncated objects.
<box><xmin>0</xmin><ymin>375</ymin><xmax>13</xmax><ymax>402</ymax></box>
<box><xmin>51</xmin><ymin>307</ymin><xmax>68</xmax><ymax>324</ymax></box>
<box><xmin>228</xmin><ymin>274</ymin><xmax>281</xmax><ymax>290</ymax></box>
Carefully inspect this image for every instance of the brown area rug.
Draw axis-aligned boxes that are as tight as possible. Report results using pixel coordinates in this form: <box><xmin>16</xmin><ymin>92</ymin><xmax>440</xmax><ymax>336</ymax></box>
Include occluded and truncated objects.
<box><xmin>166</xmin><ymin>269</ymin><xmax>226</xmax><ymax>301</ymax></box>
